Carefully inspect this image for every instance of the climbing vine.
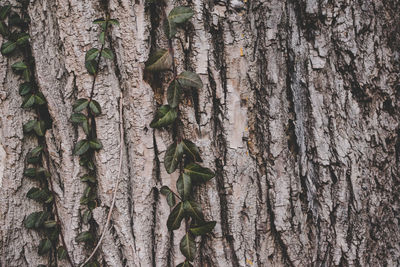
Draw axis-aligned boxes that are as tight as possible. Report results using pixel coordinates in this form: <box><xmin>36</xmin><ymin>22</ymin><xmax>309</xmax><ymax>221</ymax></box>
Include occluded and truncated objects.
<box><xmin>70</xmin><ymin>15</ymin><xmax>119</xmax><ymax>267</ymax></box>
<box><xmin>146</xmin><ymin>3</ymin><xmax>216</xmax><ymax>266</ymax></box>
<box><xmin>0</xmin><ymin>2</ymin><xmax>72</xmax><ymax>266</ymax></box>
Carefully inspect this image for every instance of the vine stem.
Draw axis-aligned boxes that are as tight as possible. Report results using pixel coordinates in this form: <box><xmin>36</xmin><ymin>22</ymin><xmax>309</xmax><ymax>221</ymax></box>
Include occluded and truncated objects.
<box><xmin>80</xmin><ymin>91</ymin><xmax>124</xmax><ymax>267</ymax></box>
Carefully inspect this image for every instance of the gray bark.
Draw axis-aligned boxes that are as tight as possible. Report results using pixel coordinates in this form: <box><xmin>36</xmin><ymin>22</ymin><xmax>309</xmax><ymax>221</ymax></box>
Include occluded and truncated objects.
<box><xmin>1</xmin><ymin>0</ymin><xmax>399</xmax><ymax>266</ymax></box>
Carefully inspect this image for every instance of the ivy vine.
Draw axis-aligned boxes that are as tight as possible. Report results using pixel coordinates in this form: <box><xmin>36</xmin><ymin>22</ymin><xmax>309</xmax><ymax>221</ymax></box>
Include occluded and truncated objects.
<box><xmin>70</xmin><ymin>15</ymin><xmax>119</xmax><ymax>267</ymax></box>
<box><xmin>0</xmin><ymin>2</ymin><xmax>72</xmax><ymax>266</ymax></box>
<box><xmin>146</xmin><ymin>3</ymin><xmax>216</xmax><ymax>266</ymax></box>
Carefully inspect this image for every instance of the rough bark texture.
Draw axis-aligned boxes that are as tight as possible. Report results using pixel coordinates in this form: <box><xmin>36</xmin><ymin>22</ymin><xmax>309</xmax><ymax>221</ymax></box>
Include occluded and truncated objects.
<box><xmin>1</xmin><ymin>0</ymin><xmax>400</xmax><ymax>266</ymax></box>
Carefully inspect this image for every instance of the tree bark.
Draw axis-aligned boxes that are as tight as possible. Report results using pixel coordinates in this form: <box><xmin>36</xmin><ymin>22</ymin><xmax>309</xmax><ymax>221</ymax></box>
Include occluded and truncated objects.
<box><xmin>1</xmin><ymin>0</ymin><xmax>399</xmax><ymax>266</ymax></box>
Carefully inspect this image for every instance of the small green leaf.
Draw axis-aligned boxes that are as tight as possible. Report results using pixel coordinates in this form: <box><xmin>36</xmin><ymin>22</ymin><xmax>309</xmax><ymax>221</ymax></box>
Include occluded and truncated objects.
<box><xmin>34</xmin><ymin>92</ymin><xmax>46</xmax><ymax>105</ymax></box>
<box><xmin>168</xmin><ymin>6</ymin><xmax>194</xmax><ymax>24</ymax></box>
<box><xmin>160</xmin><ymin>186</ymin><xmax>176</xmax><ymax>207</ymax></box>
<box><xmin>74</xmin><ymin>140</ymin><xmax>90</xmax><ymax>155</ymax></box>
<box><xmin>164</xmin><ymin>18</ymin><xmax>177</xmax><ymax>39</ymax></box>
<box><xmin>24</xmin><ymin>168</ymin><xmax>37</xmax><ymax>178</ymax></box>
<box><xmin>34</xmin><ymin>120</ymin><xmax>46</xmax><ymax>136</ymax></box>
<box><xmin>16</xmin><ymin>32</ymin><xmax>29</xmax><ymax>46</ymax></box>
<box><xmin>164</xmin><ymin>142</ymin><xmax>184</xmax><ymax>174</ymax></box>
<box><xmin>179</xmin><ymin>232</ymin><xmax>196</xmax><ymax>261</ymax></box>
<box><xmin>24</xmin><ymin>211</ymin><xmax>49</xmax><ymax>229</ymax></box>
<box><xmin>1</xmin><ymin>41</ymin><xmax>16</xmax><ymax>55</ymax></box>
<box><xmin>43</xmin><ymin>220</ymin><xmax>57</xmax><ymax>228</ymax></box>
<box><xmin>145</xmin><ymin>49</ymin><xmax>172</xmax><ymax>72</ymax></box>
<box><xmin>23</xmin><ymin>120</ymin><xmax>36</xmax><ymax>133</ymax></box>
<box><xmin>73</xmin><ymin>98</ymin><xmax>89</xmax><ymax>112</ymax></box>
<box><xmin>85</xmin><ymin>48</ymin><xmax>99</xmax><ymax>61</ymax></box>
<box><xmin>183</xmin><ymin>200</ymin><xmax>204</xmax><ymax>222</ymax></box>
<box><xmin>101</xmin><ymin>48</ymin><xmax>114</xmax><ymax>59</ymax></box>
<box><xmin>29</xmin><ymin>145</ymin><xmax>43</xmax><ymax>158</ymax></box>
<box><xmin>89</xmin><ymin>138</ymin><xmax>102</xmax><ymax>150</ymax></box>
<box><xmin>0</xmin><ymin>5</ymin><xmax>11</xmax><ymax>20</ymax></box>
<box><xmin>27</xmin><ymin>187</ymin><xmax>49</xmax><ymax>203</ymax></box>
<box><xmin>38</xmin><ymin>238</ymin><xmax>52</xmax><ymax>255</ymax></box>
<box><xmin>11</xmin><ymin>61</ymin><xmax>27</xmax><ymax>71</ymax></box>
<box><xmin>70</xmin><ymin>113</ymin><xmax>87</xmax><ymax>124</ymax></box>
<box><xmin>99</xmin><ymin>31</ymin><xmax>105</xmax><ymax>44</ymax></box>
<box><xmin>75</xmin><ymin>231</ymin><xmax>94</xmax><ymax>243</ymax></box>
<box><xmin>80</xmin><ymin>174</ymin><xmax>96</xmax><ymax>183</ymax></box>
<box><xmin>167</xmin><ymin>80</ymin><xmax>182</xmax><ymax>108</ymax></box>
<box><xmin>108</xmin><ymin>19</ymin><xmax>120</xmax><ymax>26</ymax></box>
<box><xmin>177</xmin><ymin>261</ymin><xmax>194</xmax><ymax>267</ymax></box>
<box><xmin>184</xmin><ymin>163</ymin><xmax>215</xmax><ymax>184</ymax></box>
<box><xmin>82</xmin><ymin>210</ymin><xmax>92</xmax><ymax>224</ymax></box>
<box><xmin>82</xmin><ymin>120</ymin><xmax>91</xmax><ymax>135</ymax></box>
<box><xmin>57</xmin><ymin>246</ymin><xmax>67</xmax><ymax>260</ymax></box>
<box><xmin>21</xmin><ymin>94</ymin><xmax>35</xmax><ymax>109</ymax></box>
<box><xmin>189</xmin><ymin>221</ymin><xmax>216</xmax><ymax>236</ymax></box>
<box><xmin>0</xmin><ymin>21</ymin><xmax>9</xmax><ymax>37</ymax></box>
<box><xmin>177</xmin><ymin>71</ymin><xmax>203</xmax><ymax>89</ymax></box>
<box><xmin>176</xmin><ymin>173</ymin><xmax>192</xmax><ymax>201</ymax></box>
<box><xmin>22</xmin><ymin>68</ymin><xmax>30</xmax><ymax>81</ymax></box>
<box><xmin>181</xmin><ymin>140</ymin><xmax>202</xmax><ymax>162</ymax></box>
<box><xmin>93</xmin><ymin>18</ymin><xmax>106</xmax><ymax>24</ymax></box>
<box><xmin>19</xmin><ymin>82</ymin><xmax>32</xmax><ymax>96</ymax></box>
<box><xmin>89</xmin><ymin>100</ymin><xmax>101</xmax><ymax>115</ymax></box>
<box><xmin>85</xmin><ymin>59</ymin><xmax>97</xmax><ymax>75</ymax></box>
<box><xmin>167</xmin><ymin>202</ymin><xmax>185</xmax><ymax>231</ymax></box>
<box><xmin>150</xmin><ymin>105</ymin><xmax>177</xmax><ymax>128</ymax></box>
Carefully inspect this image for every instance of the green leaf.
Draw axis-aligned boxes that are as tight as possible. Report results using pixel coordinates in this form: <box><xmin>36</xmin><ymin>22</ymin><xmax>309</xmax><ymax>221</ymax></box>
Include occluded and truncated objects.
<box><xmin>21</xmin><ymin>94</ymin><xmax>35</xmax><ymax>109</ymax></box>
<box><xmin>43</xmin><ymin>220</ymin><xmax>57</xmax><ymax>228</ymax></box>
<box><xmin>93</xmin><ymin>18</ymin><xmax>106</xmax><ymax>24</ymax></box>
<box><xmin>82</xmin><ymin>120</ymin><xmax>91</xmax><ymax>135</ymax></box>
<box><xmin>160</xmin><ymin>186</ymin><xmax>176</xmax><ymax>207</ymax></box>
<box><xmin>27</xmin><ymin>187</ymin><xmax>49</xmax><ymax>203</ymax></box>
<box><xmin>164</xmin><ymin>142</ymin><xmax>183</xmax><ymax>174</ymax></box>
<box><xmin>167</xmin><ymin>202</ymin><xmax>185</xmax><ymax>231</ymax></box>
<box><xmin>19</xmin><ymin>82</ymin><xmax>32</xmax><ymax>96</ymax></box>
<box><xmin>29</xmin><ymin>145</ymin><xmax>43</xmax><ymax>157</ymax></box>
<box><xmin>89</xmin><ymin>100</ymin><xmax>101</xmax><ymax>115</ymax></box>
<box><xmin>181</xmin><ymin>140</ymin><xmax>202</xmax><ymax>162</ymax></box>
<box><xmin>177</xmin><ymin>71</ymin><xmax>203</xmax><ymax>89</ymax></box>
<box><xmin>57</xmin><ymin>246</ymin><xmax>67</xmax><ymax>260</ymax></box>
<box><xmin>179</xmin><ymin>232</ymin><xmax>196</xmax><ymax>261</ymax></box>
<box><xmin>1</xmin><ymin>41</ymin><xmax>16</xmax><ymax>55</ymax></box>
<box><xmin>85</xmin><ymin>48</ymin><xmax>99</xmax><ymax>61</ymax></box>
<box><xmin>80</xmin><ymin>174</ymin><xmax>96</xmax><ymax>184</ymax></box>
<box><xmin>184</xmin><ymin>163</ymin><xmax>215</xmax><ymax>184</ymax></box>
<box><xmin>73</xmin><ymin>98</ymin><xmax>89</xmax><ymax>112</ymax></box>
<box><xmin>167</xmin><ymin>80</ymin><xmax>182</xmax><ymax>108</ymax></box>
<box><xmin>176</xmin><ymin>261</ymin><xmax>194</xmax><ymax>267</ymax></box>
<box><xmin>85</xmin><ymin>59</ymin><xmax>97</xmax><ymax>75</ymax></box>
<box><xmin>23</xmin><ymin>68</ymin><xmax>30</xmax><ymax>81</ymax></box>
<box><xmin>16</xmin><ymin>32</ymin><xmax>29</xmax><ymax>46</ymax></box>
<box><xmin>168</xmin><ymin>6</ymin><xmax>194</xmax><ymax>24</ymax></box>
<box><xmin>23</xmin><ymin>120</ymin><xmax>36</xmax><ymax>133</ymax></box>
<box><xmin>164</xmin><ymin>18</ymin><xmax>177</xmax><ymax>39</ymax></box>
<box><xmin>24</xmin><ymin>168</ymin><xmax>37</xmax><ymax>178</ymax></box>
<box><xmin>0</xmin><ymin>5</ymin><xmax>11</xmax><ymax>20</ymax></box>
<box><xmin>38</xmin><ymin>238</ymin><xmax>52</xmax><ymax>255</ymax></box>
<box><xmin>24</xmin><ymin>211</ymin><xmax>49</xmax><ymax>229</ymax></box>
<box><xmin>34</xmin><ymin>120</ymin><xmax>46</xmax><ymax>136</ymax></box>
<box><xmin>89</xmin><ymin>138</ymin><xmax>102</xmax><ymax>150</ymax></box>
<box><xmin>183</xmin><ymin>200</ymin><xmax>204</xmax><ymax>222</ymax></box>
<box><xmin>82</xmin><ymin>210</ymin><xmax>92</xmax><ymax>224</ymax></box>
<box><xmin>75</xmin><ymin>231</ymin><xmax>94</xmax><ymax>243</ymax></box>
<box><xmin>101</xmin><ymin>48</ymin><xmax>114</xmax><ymax>59</ymax></box>
<box><xmin>74</xmin><ymin>140</ymin><xmax>90</xmax><ymax>155</ymax></box>
<box><xmin>99</xmin><ymin>31</ymin><xmax>105</xmax><ymax>44</ymax></box>
<box><xmin>70</xmin><ymin>113</ymin><xmax>87</xmax><ymax>124</ymax></box>
<box><xmin>108</xmin><ymin>19</ymin><xmax>120</xmax><ymax>26</ymax></box>
<box><xmin>150</xmin><ymin>105</ymin><xmax>177</xmax><ymax>128</ymax></box>
<box><xmin>34</xmin><ymin>92</ymin><xmax>46</xmax><ymax>105</ymax></box>
<box><xmin>0</xmin><ymin>21</ymin><xmax>9</xmax><ymax>37</ymax></box>
<box><xmin>189</xmin><ymin>221</ymin><xmax>216</xmax><ymax>236</ymax></box>
<box><xmin>145</xmin><ymin>49</ymin><xmax>172</xmax><ymax>72</ymax></box>
<box><xmin>11</xmin><ymin>61</ymin><xmax>27</xmax><ymax>71</ymax></box>
<box><xmin>176</xmin><ymin>173</ymin><xmax>192</xmax><ymax>201</ymax></box>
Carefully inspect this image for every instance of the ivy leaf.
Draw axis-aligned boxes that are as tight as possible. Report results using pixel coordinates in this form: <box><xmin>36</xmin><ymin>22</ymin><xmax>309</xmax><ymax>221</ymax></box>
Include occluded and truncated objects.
<box><xmin>33</xmin><ymin>120</ymin><xmax>46</xmax><ymax>136</ymax></box>
<box><xmin>70</xmin><ymin>113</ymin><xmax>87</xmax><ymax>124</ymax></box>
<box><xmin>57</xmin><ymin>246</ymin><xmax>67</xmax><ymax>260</ymax></box>
<box><xmin>0</xmin><ymin>5</ymin><xmax>11</xmax><ymax>20</ymax></box>
<box><xmin>184</xmin><ymin>163</ymin><xmax>215</xmax><ymax>184</ymax></box>
<box><xmin>16</xmin><ymin>32</ymin><xmax>29</xmax><ymax>46</ymax></box>
<box><xmin>89</xmin><ymin>100</ymin><xmax>101</xmax><ymax>115</ymax></box>
<box><xmin>24</xmin><ymin>211</ymin><xmax>49</xmax><ymax>229</ymax></box>
<box><xmin>34</xmin><ymin>92</ymin><xmax>46</xmax><ymax>105</ymax></box>
<box><xmin>85</xmin><ymin>48</ymin><xmax>99</xmax><ymax>61</ymax></box>
<box><xmin>101</xmin><ymin>48</ymin><xmax>114</xmax><ymax>59</ymax></box>
<box><xmin>89</xmin><ymin>139</ymin><xmax>102</xmax><ymax>150</ymax></box>
<box><xmin>160</xmin><ymin>186</ymin><xmax>176</xmax><ymax>207</ymax></box>
<box><xmin>183</xmin><ymin>200</ymin><xmax>204</xmax><ymax>222</ymax></box>
<box><xmin>21</xmin><ymin>94</ymin><xmax>35</xmax><ymax>109</ymax></box>
<box><xmin>24</xmin><ymin>168</ymin><xmax>37</xmax><ymax>178</ymax></box>
<box><xmin>176</xmin><ymin>173</ymin><xmax>192</xmax><ymax>201</ymax></box>
<box><xmin>145</xmin><ymin>49</ymin><xmax>172</xmax><ymax>72</ymax></box>
<box><xmin>23</xmin><ymin>120</ymin><xmax>36</xmax><ymax>133</ymax></box>
<box><xmin>108</xmin><ymin>19</ymin><xmax>119</xmax><ymax>26</ymax></box>
<box><xmin>82</xmin><ymin>210</ymin><xmax>92</xmax><ymax>225</ymax></box>
<box><xmin>27</xmin><ymin>187</ymin><xmax>49</xmax><ymax>203</ymax></box>
<box><xmin>81</xmin><ymin>175</ymin><xmax>96</xmax><ymax>184</ymax></box>
<box><xmin>11</xmin><ymin>61</ymin><xmax>27</xmax><ymax>71</ymax></box>
<box><xmin>93</xmin><ymin>18</ymin><xmax>106</xmax><ymax>24</ymax></box>
<box><xmin>27</xmin><ymin>145</ymin><xmax>43</xmax><ymax>163</ymax></box>
<box><xmin>76</xmin><ymin>231</ymin><xmax>94</xmax><ymax>243</ymax></box>
<box><xmin>38</xmin><ymin>238</ymin><xmax>52</xmax><ymax>255</ymax></box>
<box><xmin>44</xmin><ymin>220</ymin><xmax>57</xmax><ymax>228</ymax></box>
<box><xmin>19</xmin><ymin>82</ymin><xmax>32</xmax><ymax>96</ymax></box>
<box><xmin>179</xmin><ymin>232</ymin><xmax>196</xmax><ymax>261</ymax></box>
<box><xmin>177</xmin><ymin>71</ymin><xmax>203</xmax><ymax>89</ymax></box>
<box><xmin>23</xmin><ymin>68</ymin><xmax>31</xmax><ymax>81</ymax></box>
<box><xmin>164</xmin><ymin>142</ymin><xmax>184</xmax><ymax>174</ymax></box>
<box><xmin>150</xmin><ymin>105</ymin><xmax>177</xmax><ymax>128</ymax></box>
<box><xmin>85</xmin><ymin>59</ymin><xmax>97</xmax><ymax>75</ymax></box>
<box><xmin>167</xmin><ymin>202</ymin><xmax>185</xmax><ymax>231</ymax></box>
<box><xmin>168</xmin><ymin>6</ymin><xmax>194</xmax><ymax>24</ymax></box>
<box><xmin>0</xmin><ymin>21</ymin><xmax>9</xmax><ymax>37</ymax></box>
<box><xmin>99</xmin><ymin>31</ymin><xmax>105</xmax><ymax>45</ymax></box>
<box><xmin>74</xmin><ymin>140</ymin><xmax>90</xmax><ymax>155</ymax></box>
<box><xmin>164</xmin><ymin>18</ymin><xmax>177</xmax><ymax>39</ymax></box>
<box><xmin>73</xmin><ymin>98</ymin><xmax>89</xmax><ymax>112</ymax></box>
<box><xmin>177</xmin><ymin>261</ymin><xmax>194</xmax><ymax>267</ymax></box>
<box><xmin>82</xmin><ymin>120</ymin><xmax>91</xmax><ymax>135</ymax></box>
<box><xmin>189</xmin><ymin>221</ymin><xmax>216</xmax><ymax>236</ymax></box>
<box><xmin>1</xmin><ymin>41</ymin><xmax>16</xmax><ymax>55</ymax></box>
<box><xmin>181</xmin><ymin>140</ymin><xmax>202</xmax><ymax>162</ymax></box>
<box><xmin>167</xmin><ymin>80</ymin><xmax>182</xmax><ymax>108</ymax></box>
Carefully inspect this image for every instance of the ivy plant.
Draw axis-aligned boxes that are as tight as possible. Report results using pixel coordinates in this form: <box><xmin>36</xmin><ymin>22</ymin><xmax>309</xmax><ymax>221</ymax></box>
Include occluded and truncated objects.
<box><xmin>0</xmin><ymin>3</ymin><xmax>72</xmax><ymax>265</ymax></box>
<box><xmin>146</xmin><ymin>4</ymin><xmax>216</xmax><ymax>266</ymax></box>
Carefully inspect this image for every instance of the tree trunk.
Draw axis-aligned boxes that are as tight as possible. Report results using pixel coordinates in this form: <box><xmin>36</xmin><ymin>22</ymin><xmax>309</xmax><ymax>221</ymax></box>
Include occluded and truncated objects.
<box><xmin>1</xmin><ymin>0</ymin><xmax>399</xmax><ymax>266</ymax></box>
